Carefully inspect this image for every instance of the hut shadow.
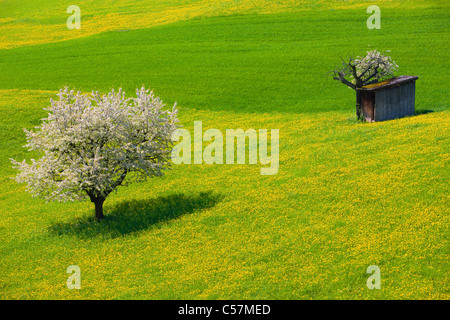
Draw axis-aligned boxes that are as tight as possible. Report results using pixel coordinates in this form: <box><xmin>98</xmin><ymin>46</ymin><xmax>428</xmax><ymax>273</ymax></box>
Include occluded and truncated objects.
<box><xmin>415</xmin><ymin>109</ymin><xmax>434</xmax><ymax>115</ymax></box>
<box><xmin>49</xmin><ymin>191</ymin><xmax>221</xmax><ymax>239</ymax></box>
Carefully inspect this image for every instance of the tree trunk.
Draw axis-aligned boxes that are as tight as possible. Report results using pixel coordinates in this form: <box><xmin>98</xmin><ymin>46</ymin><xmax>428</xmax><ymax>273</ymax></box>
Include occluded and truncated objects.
<box><xmin>356</xmin><ymin>89</ymin><xmax>362</xmax><ymax>120</ymax></box>
<box><xmin>94</xmin><ymin>197</ymin><xmax>105</xmax><ymax>220</ymax></box>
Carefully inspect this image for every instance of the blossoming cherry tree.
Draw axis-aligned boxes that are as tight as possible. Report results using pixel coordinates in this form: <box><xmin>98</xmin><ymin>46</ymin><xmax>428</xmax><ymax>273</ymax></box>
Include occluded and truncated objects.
<box><xmin>11</xmin><ymin>87</ymin><xmax>180</xmax><ymax>220</ymax></box>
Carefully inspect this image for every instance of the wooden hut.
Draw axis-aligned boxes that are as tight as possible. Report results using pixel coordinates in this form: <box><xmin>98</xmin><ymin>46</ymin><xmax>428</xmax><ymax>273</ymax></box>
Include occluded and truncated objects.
<box><xmin>358</xmin><ymin>75</ymin><xmax>418</xmax><ymax>122</ymax></box>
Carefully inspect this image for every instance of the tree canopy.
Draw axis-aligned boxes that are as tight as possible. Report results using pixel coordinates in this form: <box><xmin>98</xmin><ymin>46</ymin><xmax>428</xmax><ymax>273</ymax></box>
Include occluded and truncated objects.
<box><xmin>333</xmin><ymin>49</ymin><xmax>398</xmax><ymax>89</ymax></box>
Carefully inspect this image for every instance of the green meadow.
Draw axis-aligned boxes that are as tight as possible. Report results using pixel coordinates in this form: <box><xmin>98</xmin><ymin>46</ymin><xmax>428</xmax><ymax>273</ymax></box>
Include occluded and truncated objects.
<box><xmin>0</xmin><ymin>0</ymin><xmax>449</xmax><ymax>299</ymax></box>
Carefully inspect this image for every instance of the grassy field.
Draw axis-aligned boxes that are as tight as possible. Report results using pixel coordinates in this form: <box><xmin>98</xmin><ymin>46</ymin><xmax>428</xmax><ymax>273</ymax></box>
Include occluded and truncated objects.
<box><xmin>0</xmin><ymin>0</ymin><xmax>449</xmax><ymax>299</ymax></box>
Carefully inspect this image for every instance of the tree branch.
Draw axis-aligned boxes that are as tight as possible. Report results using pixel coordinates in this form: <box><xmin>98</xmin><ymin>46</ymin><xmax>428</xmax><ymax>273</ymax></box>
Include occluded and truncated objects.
<box><xmin>112</xmin><ymin>169</ymin><xmax>128</xmax><ymax>189</ymax></box>
<box><xmin>358</xmin><ymin>65</ymin><xmax>372</xmax><ymax>79</ymax></box>
<box><xmin>362</xmin><ymin>66</ymin><xmax>379</xmax><ymax>85</ymax></box>
<box><xmin>333</xmin><ymin>76</ymin><xmax>356</xmax><ymax>90</ymax></box>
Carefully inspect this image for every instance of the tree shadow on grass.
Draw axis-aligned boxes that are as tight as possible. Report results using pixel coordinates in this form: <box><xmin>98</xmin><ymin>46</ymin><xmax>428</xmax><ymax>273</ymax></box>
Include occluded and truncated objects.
<box><xmin>49</xmin><ymin>191</ymin><xmax>222</xmax><ymax>239</ymax></box>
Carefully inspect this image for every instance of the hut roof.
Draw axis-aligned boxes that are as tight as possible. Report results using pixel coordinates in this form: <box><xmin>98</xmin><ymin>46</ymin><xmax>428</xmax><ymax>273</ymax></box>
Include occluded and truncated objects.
<box><xmin>359</xmin><ymin>75</ymin><xmax>418</xmax><ymax>91</ymax></box>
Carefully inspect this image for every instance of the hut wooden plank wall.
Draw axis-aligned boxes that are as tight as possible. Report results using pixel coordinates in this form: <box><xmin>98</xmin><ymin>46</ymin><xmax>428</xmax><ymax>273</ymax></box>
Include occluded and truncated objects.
<box><xmin>358</xmin><ymin>75</ymin><xmax>418</xmax><ymax>122</ymax></box>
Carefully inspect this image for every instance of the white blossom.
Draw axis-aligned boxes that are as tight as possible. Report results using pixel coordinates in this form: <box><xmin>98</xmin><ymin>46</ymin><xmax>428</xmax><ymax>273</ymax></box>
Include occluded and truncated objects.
<box><xmin>11</xmin><ymin>87</ymin><xmax>180</xmax><ymax>203</ymax></box>
<box><xmin>352</xmin><ymin>49</ymin><xmax>399</xmax><ymax>83</ymax></box>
